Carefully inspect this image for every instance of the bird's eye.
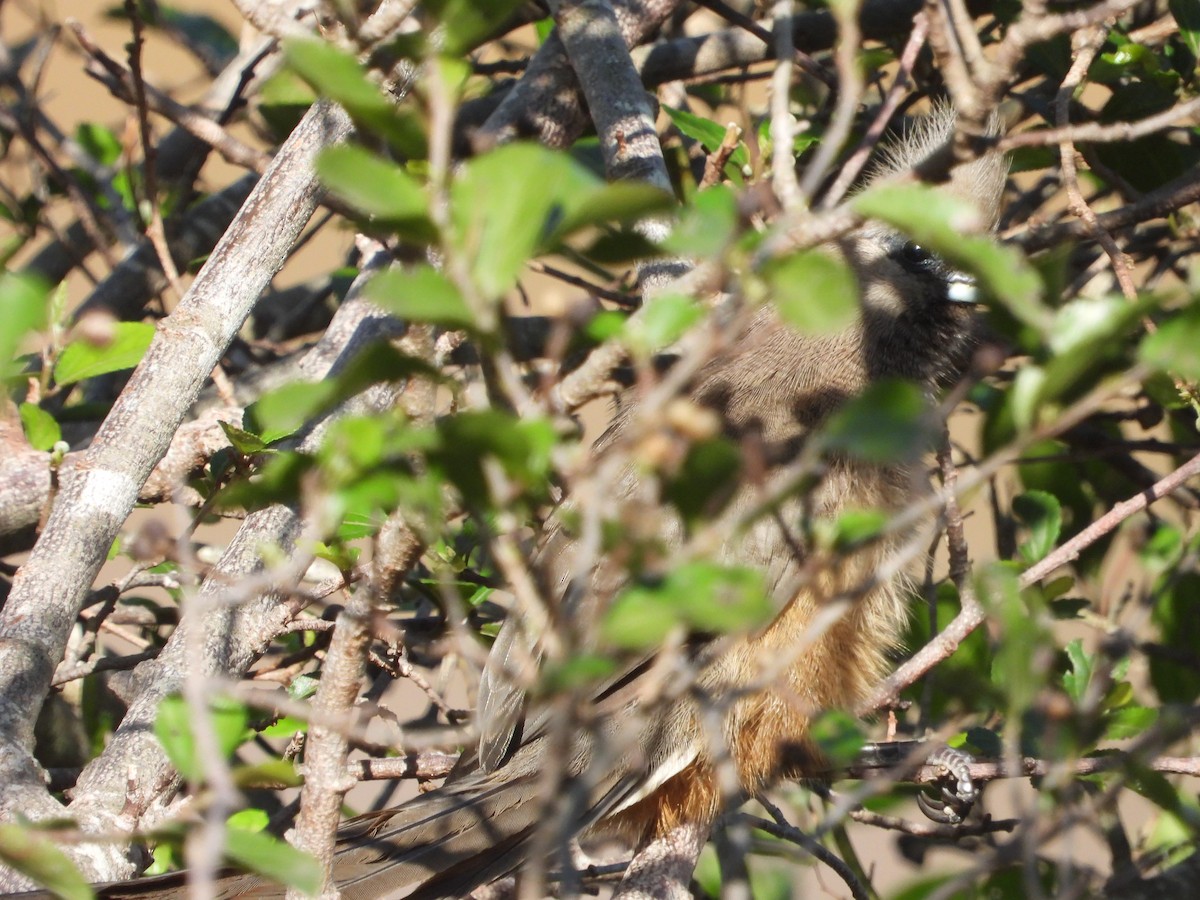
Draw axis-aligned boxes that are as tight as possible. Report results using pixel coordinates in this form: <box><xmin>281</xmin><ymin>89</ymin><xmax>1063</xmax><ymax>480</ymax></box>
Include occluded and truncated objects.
<box><xmin>901</xmin><ymin>241</ymin><xmax>933</xmax><ymax>266</ymax></box>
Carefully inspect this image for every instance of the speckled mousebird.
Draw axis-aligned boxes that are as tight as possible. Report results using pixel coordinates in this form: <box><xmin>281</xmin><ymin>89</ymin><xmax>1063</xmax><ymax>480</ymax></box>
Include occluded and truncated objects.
<box><xmin>69</xmin><ymin>105</ymin><xmax>1008</xmax><ymax>900</ymax></box>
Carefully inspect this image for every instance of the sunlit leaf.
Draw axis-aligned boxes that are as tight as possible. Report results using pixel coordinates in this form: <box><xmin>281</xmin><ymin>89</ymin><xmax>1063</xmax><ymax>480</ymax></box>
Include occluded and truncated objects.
<box><xmin>0</xmin><ymin>274</ymin><xmax>48</xmax><ymax>382</ymax></box>
<box><xmin>767</xmin><ymin>249</ymin><xmax>859</xmax><ymax>334</ymax></box>
<box><xmin>223</xmin><ymin>827</ymin><xmax>322</xmax><ymax>896</ymax></box>
<box><xmin>155</xmin><ymin>695</ymin><xmax>250</xmax><ymax>783</ymax></box>
<box><xmin>55</xmin><ymin>321</ymin><xmax>155</xmax><ymax>385</ymax></box>
<box><xmin>366</xmin><ymin>266</ymin><xmax>475</xmax><ymax>329</ymax></box>
<box><xmin>316</xmin><ymin>146</ymin><xmax>434</xmax><ymax>241</ymax></box>
<box><xmin>0</xmin><ymin>825</ymin><xmax>92</xmax><ymax>900</ymax></box>
<box><xmin>285</xmin><ymin>39</ymin><xmax>425</xmax><ymax>157</ymax></box>
<box><xmin>18</xmin><ymin>403</ymin><xmax>60</xmax><ymax>452</ymax></box>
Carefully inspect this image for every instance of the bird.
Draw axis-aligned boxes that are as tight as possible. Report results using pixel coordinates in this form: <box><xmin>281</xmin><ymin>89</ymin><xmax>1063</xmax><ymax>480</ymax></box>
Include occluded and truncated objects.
<box><xmin>75</xmin><ymin>105</ymin><xmax>1008</xmax><ymax>900</ymax></box>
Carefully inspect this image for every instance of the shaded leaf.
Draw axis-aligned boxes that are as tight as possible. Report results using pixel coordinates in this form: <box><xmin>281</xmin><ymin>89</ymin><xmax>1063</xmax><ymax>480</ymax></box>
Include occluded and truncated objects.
<box><xmin>1013</xmin><ymin>490</ymin><xmax>1062</xmax><ymax>564</ymax></box>
<box><xmin>0</xmin><ymin>825</ymin><xmax>92</xmax><ymax>900</ymax></box>
<box><xmin>822</xmin><ymin>380</ymin><xmax>932</xmax><ymax>463</ymax></box>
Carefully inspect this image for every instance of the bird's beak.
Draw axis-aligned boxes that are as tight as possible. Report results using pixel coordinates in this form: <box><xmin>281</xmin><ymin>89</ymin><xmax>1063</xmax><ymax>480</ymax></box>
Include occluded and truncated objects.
<box><xmin>945</xmin><ymin>270</ymin><xmax>980</xmax><ymax>304</ymax></box>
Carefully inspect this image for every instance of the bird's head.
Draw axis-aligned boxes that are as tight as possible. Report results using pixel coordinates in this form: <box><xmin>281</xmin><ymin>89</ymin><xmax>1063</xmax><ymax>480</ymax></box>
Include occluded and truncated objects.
<box><xmin>841</xmin><ymin>105</ymin><xmax>1009</xmax><ymax>388</ymax></box>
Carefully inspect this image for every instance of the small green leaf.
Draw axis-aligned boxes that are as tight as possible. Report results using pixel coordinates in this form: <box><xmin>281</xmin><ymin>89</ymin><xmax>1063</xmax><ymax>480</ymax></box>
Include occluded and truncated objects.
<box><xmin>219</xmin><ymin>421</ymin><xmax>269</xmax><ymax>455</ymax></box>
<box><xmin>55</xmin><ymin>321</ymin><xmax>155</xmax><ymax>385</ymax></box>
<box><xmin>603</xmin><ymin>563</ymin><xmax>771</xmax><ymax>649</ymax></box>
<box><xmin>0</xmin><ymin>824</ymin><xmax>93</xmax><ymax>900</ymax></box>
<box><xmin>155</xmin><ymin>695</ymin><xmax>250</xmax><ymax>783</ymax></box>
<box><xmin>18</xmin><ymin>403</ymin><xmax>61</xmax><ymax>452</ymax></box>
<box><xmin>227</xmin><ymin>809</ymin><xmax>269</xmax><ymax>832</ymax></box>
<box><xmin>223</xmin><ymin>827</ymin><xmax>322</xmax><ymax>896</ymax></box>
<box><xmin>767</xmin><ymin>249</ymin><xmax>859</xmax><ymax>334</ymax></box>
<box><xmin>662</xmin><ymin>185</ymin><xmax>738</xmax><ymax>257</ymax></box>
<box><xmin>1062</xmin><ymin>638</ymin><xmax>1093</xmax><ymax>703</ymax></box>
<box><xmin>248</xmin><ymin>381</ymin><xmax>337</xmax><ymax>444</ymax></box>
<box><xmin>626</xmin><ymin>294</ymin><xmax>704</xmax><ymax>355</ymax></box>
<box><xmin>662</xmin><ymin>106</ymin><xmax>748</xmax><ymax>170</ymax></box>
<box><xmin>233</xmin><ymin>760</ymin><xmax>304</xmax><ymax>790</ymax></box>
<box><xmin>822</xmin><ymin>380</ymin><xmax>932</xmax><ymax>463</ymax></box>
<box><xmin>1140</xmin><ymin>306</ymin><xmax>1200</xmax><ymax>380</ymax></box>
<box><xmin>664</xmin><ymin>438</ymin><xmax>741</xmax><ymax>526</ymax></box>
<box><xmin>284</xmin><ymin>39</ymin><xmax>425</xmax><ymax>157</ymax></box>
<box><xmin>550</xmin><ymin>180</ymin><xmax>675</xmax><ymax>242</ymax></box>
<box><xmin>76</xmin><ymin>123</ymin><xmax>122</xmax><ymax>166</ymax></box>
<box><xmin>366</xmin><ymin>266</ymin><xmax>475</xmax><ymax>329</ymax></box>
<box><xmin>1013</xmin><ymin>490</ymin><xmax>1062</xmax><ymax>564</ymax></box>
<box><xmin>316</xmin><ymin>146</ymin><xmax>433</xmax><ymax>240</ymax></box>
<box><xmin>0</xmin><ymin>273</ymin><xmax>48</xmax><ymax>382</ymax></box>
<box><xmin>814</xmin><ymin>508</ymin><xmax>889</xmax><ymax>553</ymax></box>
<box><xmin>289</xmin><ymin>674</ymin><xmax>320</xmax><ymax>700</ymax></box>
<box><xmin>451</xmin><ymin>143</ymin><xmax>594</xmax><ymax>302</ymax></box>
<box><xmin>809</xmin><ymin>710</ymin><xmax>866</xmax><ymax>768</ymax></box>
<box><xmin>541</xmin><ymin>654</ymin><xmax>619</xmax><ymax>693</ymax></box>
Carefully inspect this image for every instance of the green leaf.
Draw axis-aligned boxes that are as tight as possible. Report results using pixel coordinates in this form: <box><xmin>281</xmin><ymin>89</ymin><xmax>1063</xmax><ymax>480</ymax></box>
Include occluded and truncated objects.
<box><xmin>1061</xmin><ymin>638</ymin><xmax>1093</xmax><ymax>703</ymax></box>
<box><xmin>433</xmin><ymin>411</ymin><xmax>558</xmax><ymax>501</ymax></box>
<box><xmin>1103</xmin><ymin>704</ymin><xmax>1157</xmax><ymax>741</ymax></box>
<box><xmin>813</xmin><ymin>508</ymin><xmax>889</xmax><ymax>553</ymax></box>
<box><xmin>227</xmin><ymin>809</ymin><xmax>269</xmax><ymax>832</ymax></box>
<box><xmin>852</xmin><ymin>183</ymin><xmax>1048</xmax><ymax>330</ymax></box>
<box><xmin>626</xmin><ymin>294</ymin><xmax>704</xmax><ymax>356</ymax></box>
<box><xmin>821</xmin><ymin>379</ymin><xmax>932</xmax><ymax>463</ymax></box>
<box><xmin>662</xmin><ymin>185</ymin><xmax>738</xmax><ymax>257</ymax></box>
<box><xmin>549</xmin><ymin>180</ymin><xmax>675</xmax><ymax>242</ymax></box>
<box><xmin>54</xmin><ymin>321</ymin><xmax>154</xmax><ymax>385</ymax></box>
<box><xmin>18</xmin><ymin>403</ymin><xmax>61</xmax><ymax>452</ymax></box>
<box><xmin>284</xmin><ymin>39</ymin><xmax>425</xmax><ymax>157</ymax></box>
<box><xmin>0</xmin><ymin>273</ymin><xmax>48</xmax><ymax>382</ymax></box>
<box><xmin>603</xmin><ymin>563</ymin><xmax>771</xmax><ymax>649</ymax></box>
<box><xmin>0</xmin><ymin>824</ymin><xmax>93</xmax><ymax>900</ymax></box>
<box><xmin>664</xmin><ymin>438</ymin><xmax>741</xmax><ymax>526</ymax></box>
<box><xmin>219</xmin><ymin>421</ymin><xmax>269</xmax><ymax>455</ymax></box>
<box><xmin>249</xmin><ymin>381</ymin><xmax>338</xmax><ymax>444</ymax></box>
<box><xmin>223</xmin><ymin>827</ymin><xmax>322</xmax><ymax>896</ymax></box>
<box><xmin>541</xmin><ymin>654</ymin><xmax>619</xmax><ymax>693</ymax></box>
<box><xmin>1172</xmin><ymin>0</ymin><xmax>1200</xmax><ymax>56</ymax></box>
<box><xmin>316</xmin><ymin>145</ymin><xmax>434</xmax><ymax>240</ymax></box>
<box><xmin>1140</xmin><ymin>306</ymin><xmax>1200</xmax><ymax>380</ymax></box>
<box><xmin>662</xmin><ymin>105</ymin><xmax>748</xmax><ymax>170</ymax></box>
<box><xmin>155</xmin><ymin>695</ymin><xmax>250</xmax><ymax>783</ymax></box>
<box><xmin>1013</xmin><ymin>490</ymin><xmax>1062</xmax><ymax>564</ymax></box>
<box><xmin>76</xmin><ymin>122</ymin><xmax>122</xmax><ymax>166</ymax></box>
<box><xmin>451</xmin><ymin>143</ymin><xmax>593</xmax><ymax>303</ymax></box>
<box><xmin>809</xmin><ymin>710</ymin><xmax>866</xmax><ymax>768</ymax></box>
<box><xmin>289</xmin><ymin>674</ymin><xmax>319</xmax><ymax>700</ymax></box>
<box><xmin>422</xmin><ymin>0</ymin><xmax>528</xmax><ymax>56</ymax></box>
<box><xmin>366</xmin><ymin>266</ymin><xmax>475</xmax><ymax>329</ymax></box>
<box><xmin>233</xmin><ymin>760</ymin><xmax>304</xmax><ymax>790</ymax></box>
<box><xmin>247</xmin><ymin>343</ymin><xmax>439</xmax><ymax>444</ymax></box>
<box><xmin>767</xmin><ymin>249</ymin><xmax>859</xmax><ymax>334</ymax></box>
